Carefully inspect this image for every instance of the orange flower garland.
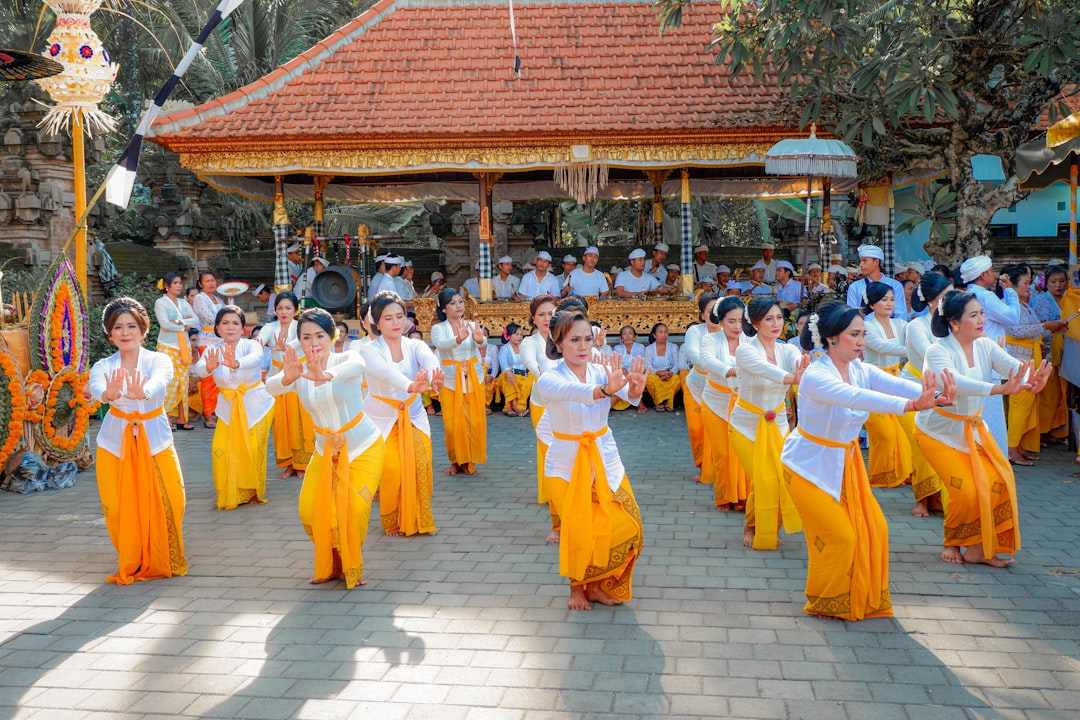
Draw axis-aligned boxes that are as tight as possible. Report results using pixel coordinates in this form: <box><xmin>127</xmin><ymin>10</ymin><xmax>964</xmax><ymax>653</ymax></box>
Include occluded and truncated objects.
<box><xmin>0</xmin><ymin>352</ymin><xmax>26</xmax><ymax>466</ymax></box>
<box><xmin>49</xmin><ymin>283</ymin><xmax>73</xmax><ymax>375</ymax></box>
<box><xmin>43</xmin><ymin>366</ymin><xmax>90</xmax><ymax>452</ymax></box>
<box><xmin>22</xmin><ymin>369</ymin><xmax>51</xmax><ymax>424</ymax></box>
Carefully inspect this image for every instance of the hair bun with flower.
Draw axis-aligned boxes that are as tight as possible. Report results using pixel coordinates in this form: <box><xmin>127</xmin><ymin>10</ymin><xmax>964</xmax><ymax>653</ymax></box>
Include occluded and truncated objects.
<box><xmin>808</xmin><ymin>313</ymin><xmax>823</xmax><ymax>349</ymax></box>
<box><xmin>744</xmin><ymin>305</ymin><xmax>751</xmax><ymax>324</ymax></box>
<box><xmin>916</xmin><ymin>284</ymin><xmax>924</xmax><ymax>302</ymax></box>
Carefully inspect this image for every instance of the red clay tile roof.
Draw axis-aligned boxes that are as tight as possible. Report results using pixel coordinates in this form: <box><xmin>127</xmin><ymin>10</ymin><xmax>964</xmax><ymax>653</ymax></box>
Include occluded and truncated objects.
<box><xmin>150</xmin><ymin>0</ymin><xmax>791</xmax><ymax>150</ymax></box>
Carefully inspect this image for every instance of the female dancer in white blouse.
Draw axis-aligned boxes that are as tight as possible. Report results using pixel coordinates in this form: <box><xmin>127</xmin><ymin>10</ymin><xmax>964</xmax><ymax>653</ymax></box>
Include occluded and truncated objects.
<box><xmin>781</xmin><ymin>301</ymin><xmax>956</xmax><ymax>620</ymax></box>
<box><xmin>360</xmin><ymin>292</ymin><xmax>445</xmax><ymax>537</ymax></box>
<box><xmin>520</xmin><ymin>294</ymin><xmax>560</xmax><ymax>541</ymax></box>
<box><xmin>536</xmin><ymin>310</ymin><xmax>646</xmax><ymax>610</ymax></box>
<box><xmin>731</xmin><ymin>298</ymin><xmax>809</xmax><ymax>551</ymax></box>
<box><xmin>902</xmin><ymin>272</ymin><xmax>953</xmax><ymax>516</ymax></box>
<box><xmin>154</xmin><ymin>273</ymin><xmax>199</xmax><ymax>431</ymax></box>
<box><xmin>431</xmin><ymin>288</ymin><xmax>487</xmax><ymax>475</ymax></box>
<box><xmin>191</xmin><ymin>271</ymin><xmax>225</xmax><ymax>428</ymax></box>
<box><xmin>916</xmin><ymin>290</ymin><xmax>1050</xmax><ymax>566</ymax></box>
<box><xmin>258</xmin><ymin>291</ymin><xmax>314</xmax><ymax>479</ymax></box>
<box><xmin>681</xmin><ymin>294</ymin><xmax>720</xmax><ymax>482</ymax></box>
<box><xmin>698</xmin><ymin>297</ymin><xmax>749</xmax><ymax>510</ymax></box>
<box><xmin>643</xmin><ymin>323</ymin><xmax>681</xmax><ymax>412</ymax></box>
<box><xmin>89</xmin><ymin>298</ymin><xmax>188</xmax><ymax>584</ymax></box>
<box><xmin>193</xmin><ymin>306</ymin><xmax>274</xmax><ymax>510</ymax></box>
<box><xmin>861</xmin><ymin>282</ymin><xmax>916</xmax><ymax>493</ymax></box>
<box><xmin>267</xmin><ymin>309</ymin><xmax>389</xmax><ymax>588</ymax></box>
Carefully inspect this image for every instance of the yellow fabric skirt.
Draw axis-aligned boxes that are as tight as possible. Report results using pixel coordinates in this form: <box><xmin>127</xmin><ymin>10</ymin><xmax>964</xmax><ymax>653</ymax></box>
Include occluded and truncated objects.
<box><xmin>702</xmin><ymin>405</ymin><xmax>748</xmax><ymax>506</ymax></box>
<box><xmin>1038</xmin><ymin>368</ymin><xmax>1068</xmax><ymax>436</ymax></box>
<box><xmin>156</xmin><ymin>344</ymin><xmax>189</xmax><ymax>422</ymax></box>
<box><xmin>785</xmin><ymin>467</ymin><xmax>892</xmax><ymax>621</ymax></box>
<box><xmin>682</xmin><ymin>371</ymin><xmax>704</xmax><ymax>468</ymax></box>
<box><xmin>645</xmin><ymin>373</ymin><xmax>682</xmax><ymax>407</ymax></box>
<box><xmin>212</xmin><ymin>412</ymin><xmax>272</xmax><ymax>510</ymax></box>
<box><xmin>96</xmin><ymin>445</ymin><xmax>188</xmax><ymax>584</ymax></box>
<box><xmin>380</xmin><ymin>424</ymin><xmax>436</xmax><ymax>536</ymax></box>
<box><xmin>544</xmin><ymin>474</ymin><xmax>643</xmax><ymax>599</ymax></box>
<box><xmin>864</xmin><ymin>412</ymin><xmax>914</xmax><ymax>488</ymax></box>
<box><xmin>898</xmin><ymin>413</ymin><xmax>944</xmax><ymax>504</ymax></box>
<box><xmin>440</xmin><ymin>369</ymin><xmax>487</xmax><ymax>470</ymax></box>
<box><xmin>731</xmin><ymin>427</ymin><xmax>801</xmax><ymax>550</ymax></box>
<box><xmin>271</xmin><ymin>391</ymin><xmax>315</xmax><ymax>471</ymax></box>
<box><xmin>915</xmin><ymin>430</ymin><xmax>1020</xmax><ymax>555</ymax></box>
<box><xmin>498</xmin><ymin>371</ymin><xmax>535</xmax><ymax>408</ymax></box>
<box><xmin>530</xmin><ymin>400</ymin><xmax>560</xmax><ymax>529</ymax></box>
<box><xmin>300</xmin><ymin>442</ymin><xmax>383</xmax><ymax>589</ymax></box>
<box><xmin>485</xmin><ymin>376</ymin><xmax>498</xmax><ymax>405</ymax></box>
<box><xmin>1007</xmin><ymin>388</ymin><xmax>1041</xmax><ymax>454</ymax></box>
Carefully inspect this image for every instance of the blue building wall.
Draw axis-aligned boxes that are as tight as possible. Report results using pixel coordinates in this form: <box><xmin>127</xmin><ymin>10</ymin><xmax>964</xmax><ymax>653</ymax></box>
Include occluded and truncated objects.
<box><xmin>893</xmin><ymin>155</ymin><xmax>1078</xmax><ymax>262</ymax></box>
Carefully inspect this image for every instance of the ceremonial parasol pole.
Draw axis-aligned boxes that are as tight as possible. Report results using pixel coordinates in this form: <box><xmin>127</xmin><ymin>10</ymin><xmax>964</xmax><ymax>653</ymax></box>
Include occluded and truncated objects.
<box><xmin>36</xmin><ymin>0</ymin><xmax>118</xmax><ymax>300</ymax></box>
<box><xmin>765</xmin><ymin>124</ymin><xmax>858</xmax><ymax>271</ymax></box>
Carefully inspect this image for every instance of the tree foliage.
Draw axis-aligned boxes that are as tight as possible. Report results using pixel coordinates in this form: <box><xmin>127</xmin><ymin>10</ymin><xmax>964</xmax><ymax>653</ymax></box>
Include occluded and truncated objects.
<box><xmin>656</xmin><ymin>0</ymin><xmax>1080</xmax><ymax>263</ymax></box>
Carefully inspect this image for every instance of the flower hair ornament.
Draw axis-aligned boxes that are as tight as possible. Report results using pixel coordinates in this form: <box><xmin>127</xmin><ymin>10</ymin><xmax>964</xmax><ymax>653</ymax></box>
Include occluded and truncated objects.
<box><xmin>916</xmin><ymin>284</ymin><xmax>925</xmax><ymax>302</ymax></box>
<box><xmin>502</xmin><ymin>327</ymin><xmax>510</xmax><ymax>341</ymax></box>
<box><xmin>156</xmin><ymin>278</ymin><xmax>165</xmax><ymax>291</ymax></box>
<box><xmin>936</xmin><ymin>299</ymin><xmax>946</xmax><ymax>317</ymax></box>
<box><xmin>744</xmin><ymin>305</ymin><xmax>752</xmax><ymax>324</ymax></box>
<box><xmin>808</xmin><ymin>313</ymin><xmax>822</xmax><ymax>349</ymax></box>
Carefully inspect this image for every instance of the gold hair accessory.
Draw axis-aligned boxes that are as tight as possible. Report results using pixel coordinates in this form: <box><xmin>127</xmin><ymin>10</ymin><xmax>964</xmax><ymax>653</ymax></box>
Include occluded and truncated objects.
<box><xmin>156</xmin><ymin>278</ymin><xmax>165</xmax><ymax>291</ymax></box>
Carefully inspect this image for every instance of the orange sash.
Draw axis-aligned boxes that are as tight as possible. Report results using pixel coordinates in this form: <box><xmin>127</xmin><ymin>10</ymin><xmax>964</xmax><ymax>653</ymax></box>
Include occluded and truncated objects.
<box><xmin>736</xmin><ymin>396</ymin><xmax>801</xmax><ymax>549</ymax></box>
<box><xmin>552</xmin><ymin>426</ymin><xmax>613</xmax><ymax>581</ymax></box>
<box><xmin>933</xmin><ymin>407</ymin><xmax>1021</xmax><ymax>553</ymax></box>
<box><xmin>312</xmin><ymin>411</ymin><xmax>369</xmax><ymax>579</ymax></box>
<box><xmin>177</xmin><ymin>330</ymin><xmax>192</xmax><ymax>365</ymax></box>
<box><xmin>797</xmin><ymin>428</ymin><xmax>886</xmax><ymax>621</ymax></box>
<box><xmin>372</xmin><ymin>394</ymin><xmax>420</xmax><ymax>533</ymax></box>
<box><xmin>106</xmin><ymin>406</ymin><xmax>170</xmax><ymax>585</ymax></box>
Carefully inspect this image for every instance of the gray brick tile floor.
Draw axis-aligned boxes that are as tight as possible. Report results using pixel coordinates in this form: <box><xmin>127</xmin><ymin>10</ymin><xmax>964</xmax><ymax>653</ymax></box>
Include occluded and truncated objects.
<box><xmin>0</xmin><ymin>410</ymin><xmax>1077</xmax><ymax>718</ymax></box>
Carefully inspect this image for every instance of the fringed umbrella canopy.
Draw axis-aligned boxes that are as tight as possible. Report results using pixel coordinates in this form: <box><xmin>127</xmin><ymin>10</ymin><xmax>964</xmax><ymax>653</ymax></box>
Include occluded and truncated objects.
<box><xmin>0</xmin><ymin>49</ymin><xmax>63</xmax><ymax>82</ymax></box>
<box><xmin>764</xmin><ymin>125</ymin><xmax>858</xmax><ymax>179</ymax></box>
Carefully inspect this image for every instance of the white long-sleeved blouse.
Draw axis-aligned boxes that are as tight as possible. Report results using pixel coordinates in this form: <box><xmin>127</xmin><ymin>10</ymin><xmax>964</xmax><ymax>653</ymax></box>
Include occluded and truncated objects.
<box><xmin>698</xmin><ymin>332</ymin><xmax>747</xmax><ymax>420</ymax></box>
<box><xmin>431</xmin><ymin>320</ymin><xmax>485</xmax><ymax>392</ymax></box>
<box><xmin>191</xmin><ymin>292</ymin><xmax>225</xmax><ymax>348</ymax></box>
<box><xmin>89</xmin><ymin>347</ymin><xmax>175</xmax><ymax>458</ymax></box>
<box><xmin>901</xmin><ymin>314</ymin><xmax>934</xmax><ymax>380</ymax></box>
<box><xmin>498</xmin><ymin>343</ymin><xmax>527</xmax><ymax>374</ymax></box>
<box><xmin>730</xmin><ymin>336</ymin><xmax>803</xmax><ymax>440</ymax></box>
<box><xmin>612</xmin><ymin>342</ymin><xmax>645</xmax><ymax>371</ymax></box>
<box><xmin>862</xmin><ymin>314</ymin><xmax>908</xmax><ymax>368</ymax></box>
<box><xmin>644</xmin><ymin>342</ymin><xmax>679</xmax><ymax>373</ymax></box>
<box><xmin>153</xmin><ymin>296</ymin><xmax>198</xmax><ymax>350</ymax></box>
<box><xmin>915</xmin><ymin>334</ymin><xmax>1022</xmax><ymax>452</ymax></box>
<box><xmin>781</xmin><ymin>357</ymin><xmax>920</xmax><ymax>500</ymax></box>
<box><xmin>681</xmin><ymin>323</ymin><xmax>715</xmax><ymax>399</ymax></box>
<box><xmin>265</xmin><ymin>352</ymin><xmax>382</xmax><ymax>459</ymax></box>
<box><xmin>192</xmin><ymin>339</ymin><xmax>273</xmax><ymax>427</ymax></box>
<box><xmin>257</xmin><ymin>319</ymin><xmax>303</xmax><ymax>377</ymax></box>
<box><xmin>360</xmin><ymin>336</ymin><xmax>439</xmax><ymax>439</ymax></box>
<box><xmin>520</xmin><ymin>330</ymin><xmax>558</xmax><ymax>406</ymax></box>
<box><xmin>535</xmin><ymin>361</ymin><xmax>636</xmax><ymax>492</ymax></box>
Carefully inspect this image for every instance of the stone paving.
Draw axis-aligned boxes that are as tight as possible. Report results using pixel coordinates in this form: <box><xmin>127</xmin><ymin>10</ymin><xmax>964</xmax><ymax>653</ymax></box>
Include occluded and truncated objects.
<box><xmin>0</xmin><ymin>410</ymin><xmax>1078</xmax><ymax>720</ymax></box>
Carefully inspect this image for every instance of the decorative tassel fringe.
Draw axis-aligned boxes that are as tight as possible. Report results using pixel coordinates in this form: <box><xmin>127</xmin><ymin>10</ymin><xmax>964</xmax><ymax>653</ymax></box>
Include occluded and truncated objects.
<box><xmin>35</xmin><ymin>104</ymin><xmax>116</xmax><ymax>138</ymax></box>
<box><xmin>554</xmin><ymin>160</ymin><xmax>609</xmax><ymax>204</ymax></box>
<box><xmin>764</xmin><ymin>156</ymin><xmax>857</xmax><ymax>178</ymax></box>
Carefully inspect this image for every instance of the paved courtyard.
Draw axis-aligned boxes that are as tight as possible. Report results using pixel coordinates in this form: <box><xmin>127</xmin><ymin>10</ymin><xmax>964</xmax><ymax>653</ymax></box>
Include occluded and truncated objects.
<box><xmin>0</xmin><ymin>410</ymin><xmax>1078</xmax><ymax>720</ymax></box>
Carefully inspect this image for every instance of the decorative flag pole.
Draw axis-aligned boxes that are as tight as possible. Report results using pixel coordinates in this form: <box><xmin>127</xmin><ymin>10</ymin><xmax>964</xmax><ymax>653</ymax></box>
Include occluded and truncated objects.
<box><xmin>679</xmin><ymin>169</ymin><xmax>693</xmax><ymax>297</ymax></box>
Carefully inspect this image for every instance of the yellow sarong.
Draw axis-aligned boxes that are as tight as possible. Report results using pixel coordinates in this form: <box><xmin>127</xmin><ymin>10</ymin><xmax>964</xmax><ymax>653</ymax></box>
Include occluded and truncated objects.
<box><xmin>645</xmin><ymin>372</ymin><xmax>682</xmax><ymax>408</ymax></box>
<box><xmin>545</xmin><ymin>427</ymin><xmax>642</xmax><ymax>599</ymax></box>
<box><xmin>498</xmin><ymin>370</ymin><xmax>535</xmax><ymax>409</ymax></box>
<box><xmin>373</xmin><ymin>394</ymin><xmax>435</xmax><ymax>536</ymax></box>
<box><xmin>704</xmin><ymin>380</ymin><xmax>748</xmax><ymax>507</ymax></box>
<box><xmin>1038</xmin><ymin>332</ymin><xmax>1067</xmax><ymax>436</ymax></box>
<box><xmin>683</xmin><ymin>368</ymin><xmax>706</xmax><ymax>468</ymax></box>
<box><xmin>156</xmin><ymin>344</ymin><xmax>190</xmax><ymax>422</ymax></box>
<box><xmin>731</xmin><ymin>398</ymin><xmax>802</xmax><ymax>551</ymax></box>
<box><xmin>270</xmin><ymin>375</ymin><xmax>314</xmax><ymax>471</ymax></box>
<box><xmin>531</xmin><ymin>397</ymin><xmax>560</xmax><ymax>529</ymax></box>
<box><xmin>212</xmin><ymin>383</ymin><xmax>270</xmax><ymax>510</ymax></box>
<box><xmin>441</xmin><ymin>357</ymin><xmax>487</xmax><ymax>469</ymax></box>
<box><xmin>305</xmin><ymin>412</ymin><xmax>382</xmax><ymax>589</ymax></box>
<box><xmin>1005</xmin><ymin>337</ymin><xmax>1042</xmax><ymax>454</ymax></box>
<box><xmin>784</xmin><ymin>429</ymin><xmax>892</xmax><ymax>621</ymax></box>
<box><xmin>865</xmin><ymin>363</ymin><xmax>914</xmax><ymax>488</ymax></box>
<box><xmin>915</xmin><ymin>414</ymin><xmax>1020</xmax><ymax>556</ymax></box>
<box><xmin>97</xmin><ymin>407</ymin><xmax>188</xmax><ymax>585</ymax></box>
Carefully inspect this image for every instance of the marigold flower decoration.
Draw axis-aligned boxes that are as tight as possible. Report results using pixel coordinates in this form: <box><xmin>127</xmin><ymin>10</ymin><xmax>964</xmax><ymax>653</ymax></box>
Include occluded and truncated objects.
<box><xmin>42</xmin><ymin>366</ymin><xmax>90</xmax><ymax>452</ymax></box>
<box><xmin>21</xmin><ymin>369</ymin><xmax>51</xmax><ymax>424</ymax></box>
<box><xmin>49</xmin><ymin>283</ymin><xmax>74</xmax><ymax>374</ymax></box>
<box><xmin>0</xmin><ymin>352</ymin><xmax>26</xmax><ymax>466</ymax></box>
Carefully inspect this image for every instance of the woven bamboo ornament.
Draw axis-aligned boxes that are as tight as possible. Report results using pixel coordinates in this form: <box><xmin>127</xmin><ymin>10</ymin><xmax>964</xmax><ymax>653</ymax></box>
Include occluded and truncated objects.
<box><xmin>36</xmin><ymin>0</ymin><xmax>118</xmax><ymax>136</ymax></box>
<box><xmin>554</xmin><ymin>145</ymin><xmax>608</xmax><ymax>203</ymax></box>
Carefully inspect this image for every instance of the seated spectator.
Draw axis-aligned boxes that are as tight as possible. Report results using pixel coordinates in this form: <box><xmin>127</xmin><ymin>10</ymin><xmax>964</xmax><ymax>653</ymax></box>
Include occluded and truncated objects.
<box><xmin>496</xmin><ymin>323</ymin><xmax>533</xmax><ymax>417</ymax></box>
<box><xmin>644</xmin><ymin>322</ymin><xmax>681</xmax><ymax>412</ymax></box>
